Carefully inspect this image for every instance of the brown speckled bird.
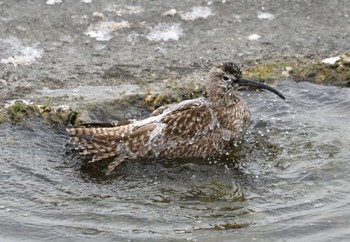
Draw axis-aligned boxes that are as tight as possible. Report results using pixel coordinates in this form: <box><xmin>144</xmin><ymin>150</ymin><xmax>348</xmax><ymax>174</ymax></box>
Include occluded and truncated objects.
<box><xmin>68</xmin><ymin>63</ymin><xmax>285</xmax><ymax>171</ymax></box>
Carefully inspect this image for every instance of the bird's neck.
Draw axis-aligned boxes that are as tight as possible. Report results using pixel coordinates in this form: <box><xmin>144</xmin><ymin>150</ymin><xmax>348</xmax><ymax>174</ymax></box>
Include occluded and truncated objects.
<box><xmin>207</xmin><ymin>86</ymin><xmax>241</xmax><ymax>107</ymax></box>
<box><xmin>207</xmin><ymin>87</ymin><xmax>251</xmax><ymax>134</ymax></box>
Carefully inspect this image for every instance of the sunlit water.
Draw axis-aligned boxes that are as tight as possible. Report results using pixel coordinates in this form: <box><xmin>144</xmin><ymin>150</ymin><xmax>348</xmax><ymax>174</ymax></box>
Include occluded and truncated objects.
<box><xmin>1</xmin><ymin>81</ymin><xmax>349</xmax><ymax>242</ymax></box>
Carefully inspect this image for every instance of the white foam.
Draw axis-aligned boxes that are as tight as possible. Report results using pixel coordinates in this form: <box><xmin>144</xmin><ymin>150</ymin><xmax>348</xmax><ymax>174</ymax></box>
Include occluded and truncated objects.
<box><xmin>104</xmin><ymin>5</ymin><xmax>143</xmax><ymax>16</ymax></box>
<box><xmin>247</xmin><ymin>34</ymin><xmax>261</xmax><ymax>41</ymax></box>
<box><xmin>0</xmin><ymin>37</ymin><xmax>43</xmax><ymax>66</ymax></box>
<box><xmin>46</xmin><ymin>0</ymin><xmax>62</xmax><ymax>5</ymax></box>
<box><xmin>4</xmin><ymin>99</ymin><xmax>33</xmax><ymax>109</ymax></box>
<box><xmin>148</xmin><ymin>123</ymin><xmax>166</xmax><ymax>157</ymax></box>
<box><xmin>180</xmin><ymin>6</ymin><xmax>213</xmax><ymax>21</ymax></box>
<box><xmin>257</xmin><ymin>12</ymin><xmax>275</xmax><ymax>20</ymax></box>
<box><xmin>85</xmin><ymin>21</ymin><xmax>130</xmax><ymax>41</ymax></box>
<box><xmin>146</xmin><ymin>23</ymin><xmax>183</xmax><ymax>42</ymax></box>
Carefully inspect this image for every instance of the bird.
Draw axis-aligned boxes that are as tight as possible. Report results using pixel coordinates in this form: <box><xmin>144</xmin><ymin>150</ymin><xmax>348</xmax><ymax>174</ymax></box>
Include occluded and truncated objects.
<box><xmin>67</xmin><ymin>62</ymin><xmax>285</xmax><ymax>172</ymax></box>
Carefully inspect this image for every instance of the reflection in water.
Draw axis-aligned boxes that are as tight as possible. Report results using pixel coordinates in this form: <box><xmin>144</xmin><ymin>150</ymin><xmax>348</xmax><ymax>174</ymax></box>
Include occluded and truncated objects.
<box><xmin>1</xmin><ymin>81</ymin><xmax>350</xmax><ymax>241</ymax></box>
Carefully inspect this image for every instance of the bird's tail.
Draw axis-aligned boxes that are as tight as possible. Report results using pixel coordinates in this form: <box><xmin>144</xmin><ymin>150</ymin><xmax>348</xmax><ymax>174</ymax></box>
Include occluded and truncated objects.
<box><xmin>67</xmin><ymin>123</ymin><xmax>156</xmax><ymax>171</ymax></box>
<box><xmin>67</xmin><ymin>126</ymin><xmax>130</xmax><ymax>171</ymax></box>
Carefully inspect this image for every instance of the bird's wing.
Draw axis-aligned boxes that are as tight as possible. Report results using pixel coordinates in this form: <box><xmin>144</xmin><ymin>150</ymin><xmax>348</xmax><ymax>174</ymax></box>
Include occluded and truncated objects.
<box><xmin>67</xmin><ymin>98</ymin><xmax>215</xmax><ymax>171</ymax></box>
<box><xmin>161</xmin><ymin>102</ymin><xmax>218</xmax><ymax>140</ymax></box>
<box><xmin>151</xmin><ymin>104</ymin><xmax>172</xmax><ymax>116</ymax></box>
<box><xmin>151</xmin><ymin>98</ymin><xmax>206</xmax><ymax>116</ymax></box>
<box><xmin>78</xmin><ymin>120</ymin><xmax>132</xmax><ymax>128</ymax></box>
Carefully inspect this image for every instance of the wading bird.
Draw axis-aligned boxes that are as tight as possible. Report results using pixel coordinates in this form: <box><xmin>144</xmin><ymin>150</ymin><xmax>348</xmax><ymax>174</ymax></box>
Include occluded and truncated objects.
<box><xmin>68</xmin><ymin>63</ymin><xmax>285</xmax><ymax>172</ymax></box>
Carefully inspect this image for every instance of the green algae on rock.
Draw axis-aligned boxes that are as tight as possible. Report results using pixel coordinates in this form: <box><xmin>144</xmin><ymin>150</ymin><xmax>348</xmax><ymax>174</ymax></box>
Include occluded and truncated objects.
<box><xmin>3</xmin><ymin>100</ymin><xmax>78</xmax><ymax>126</ymax></box>
<box><xmin>243</xmin><ymin>53</ymin><xmax>350</xmax><ymax>87</ymax></box>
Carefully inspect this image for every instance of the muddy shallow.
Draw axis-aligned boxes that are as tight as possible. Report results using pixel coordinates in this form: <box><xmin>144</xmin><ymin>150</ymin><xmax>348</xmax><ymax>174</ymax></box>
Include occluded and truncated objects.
<box><xmin>1</xmin><ymin>80</ymin><xmax>349</xmax><ymax>241</ymax></box>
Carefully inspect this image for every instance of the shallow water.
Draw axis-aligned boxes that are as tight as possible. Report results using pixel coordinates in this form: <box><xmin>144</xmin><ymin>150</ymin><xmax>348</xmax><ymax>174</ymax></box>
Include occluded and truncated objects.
<box><xmin>1</xmin><ymin>80</ymin><xmax>349</xmax><ymax>242</ymax></box>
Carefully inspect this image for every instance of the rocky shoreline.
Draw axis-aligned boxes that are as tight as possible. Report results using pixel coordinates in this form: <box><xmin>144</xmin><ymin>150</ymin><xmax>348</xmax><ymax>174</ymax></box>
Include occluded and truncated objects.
<box><xmin>1</xmin><ymin>52</ymin><xmax>349</xmax><ymax>125</ymax></box>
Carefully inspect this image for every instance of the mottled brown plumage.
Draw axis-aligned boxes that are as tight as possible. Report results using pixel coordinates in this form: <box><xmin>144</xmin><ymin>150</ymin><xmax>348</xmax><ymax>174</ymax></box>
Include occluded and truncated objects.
<box><xmin>68</xmin><ymin>63</ymin><xmax>285</xmax><ymax>171</ymax></box>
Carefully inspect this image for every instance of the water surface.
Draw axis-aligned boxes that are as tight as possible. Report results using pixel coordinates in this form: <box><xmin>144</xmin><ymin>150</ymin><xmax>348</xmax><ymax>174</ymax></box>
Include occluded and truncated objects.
<box><xmin>1</xmin><ymin>80</ymin><xmax>349</xmax><ymax>241</ymax></box>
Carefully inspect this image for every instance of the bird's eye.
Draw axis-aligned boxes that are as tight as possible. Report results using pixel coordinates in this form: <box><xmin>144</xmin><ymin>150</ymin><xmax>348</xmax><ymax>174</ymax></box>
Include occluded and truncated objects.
<box><xmin>222</xmin><ymin>75</ymin><xmax>229</xmax><ymax>81</ymax></box>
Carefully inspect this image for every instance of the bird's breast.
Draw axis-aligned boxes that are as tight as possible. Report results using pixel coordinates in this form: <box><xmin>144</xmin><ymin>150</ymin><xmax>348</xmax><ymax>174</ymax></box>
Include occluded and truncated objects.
<box><xmin>214</xmin><ymin>100</ymin><xmax>251</xmax><ymax>137</ymax></box>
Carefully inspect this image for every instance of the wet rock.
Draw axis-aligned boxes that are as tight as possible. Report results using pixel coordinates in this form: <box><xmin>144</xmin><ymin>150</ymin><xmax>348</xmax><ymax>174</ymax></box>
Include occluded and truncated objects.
<box><xmin>162</xmin><ymin>9</ymin><xmax>177</xmax><ymax>17</ymax></box>
<box><xmin>244</xmin><ymin>53</ymin><xmax>350</xmax><ymax>87</ymax></box>
<box><xmin>1</xmin><ymin>52</ymin><xmax>350</xmax><ymax>124</ymax></box>
<box><xmin>102</xmin><ymin>65</ymin><xmax>136</xmax><ymax>81</ymax></box>
<box><xmin>6</xmin><ymin>100</ymin><xmax>36</xmax><ymax>122</ymax></box>
<box><xmin>322</xmin><ymin>56</ymin><xmax>341</xmax><ymax>65</ymax></box>
<box><xmin>92</xmin><ymin>12</ymin><xmax>105</xmax><ymax>21</ymax></box>
<box><xmin>1</xmin><ymin>0</ymin><xmax>350</xmax><ymax>123</ymax></box>
<box><xmin>3</xmin><ymin>100</ymin><xmax>78</xmax><ymax>126</ymax></box>
<box><xmin>290</xmin><ymin>54</ymin><xmax>350</xmax><ymax>86</ymax></box>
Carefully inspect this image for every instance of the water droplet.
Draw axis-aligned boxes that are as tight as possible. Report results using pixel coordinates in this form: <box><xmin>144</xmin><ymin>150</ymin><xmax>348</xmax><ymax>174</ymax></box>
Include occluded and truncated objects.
<box><xmin>91</xmin><ymin>154</ymin><xmax>97</xmax><ymax>162</ymax></box>
<box><xmin>124</xmin><ymin>112</ymin><xmax>132</xmax><ymax>119</ymax></box>
<box><xmin>222</xmin><ymin>130</ymin><xmax>231</xmax><ymax>141</ymax></box>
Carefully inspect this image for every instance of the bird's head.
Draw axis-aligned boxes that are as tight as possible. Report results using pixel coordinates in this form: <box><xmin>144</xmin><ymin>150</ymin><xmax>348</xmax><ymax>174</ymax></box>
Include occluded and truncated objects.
<box><xmin>208</xmin><ymin>62</ymin><xmax>285</xmax><ymax>100</ymax></box>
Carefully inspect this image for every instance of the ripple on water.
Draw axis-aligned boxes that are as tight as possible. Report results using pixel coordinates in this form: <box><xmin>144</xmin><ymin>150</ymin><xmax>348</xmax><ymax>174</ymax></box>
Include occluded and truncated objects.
<box><xmin>1</xmin><ymin>80</ymin><xmax>350</xmax><ymax>241</ymax></box>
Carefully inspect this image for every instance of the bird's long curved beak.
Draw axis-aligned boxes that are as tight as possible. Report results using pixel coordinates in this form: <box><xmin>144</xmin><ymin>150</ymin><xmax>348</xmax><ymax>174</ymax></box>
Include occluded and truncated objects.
<box><xmin>237</xmin><ymin>78</ymin><xmax>285</xmax><ymax>99</ymax></box>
